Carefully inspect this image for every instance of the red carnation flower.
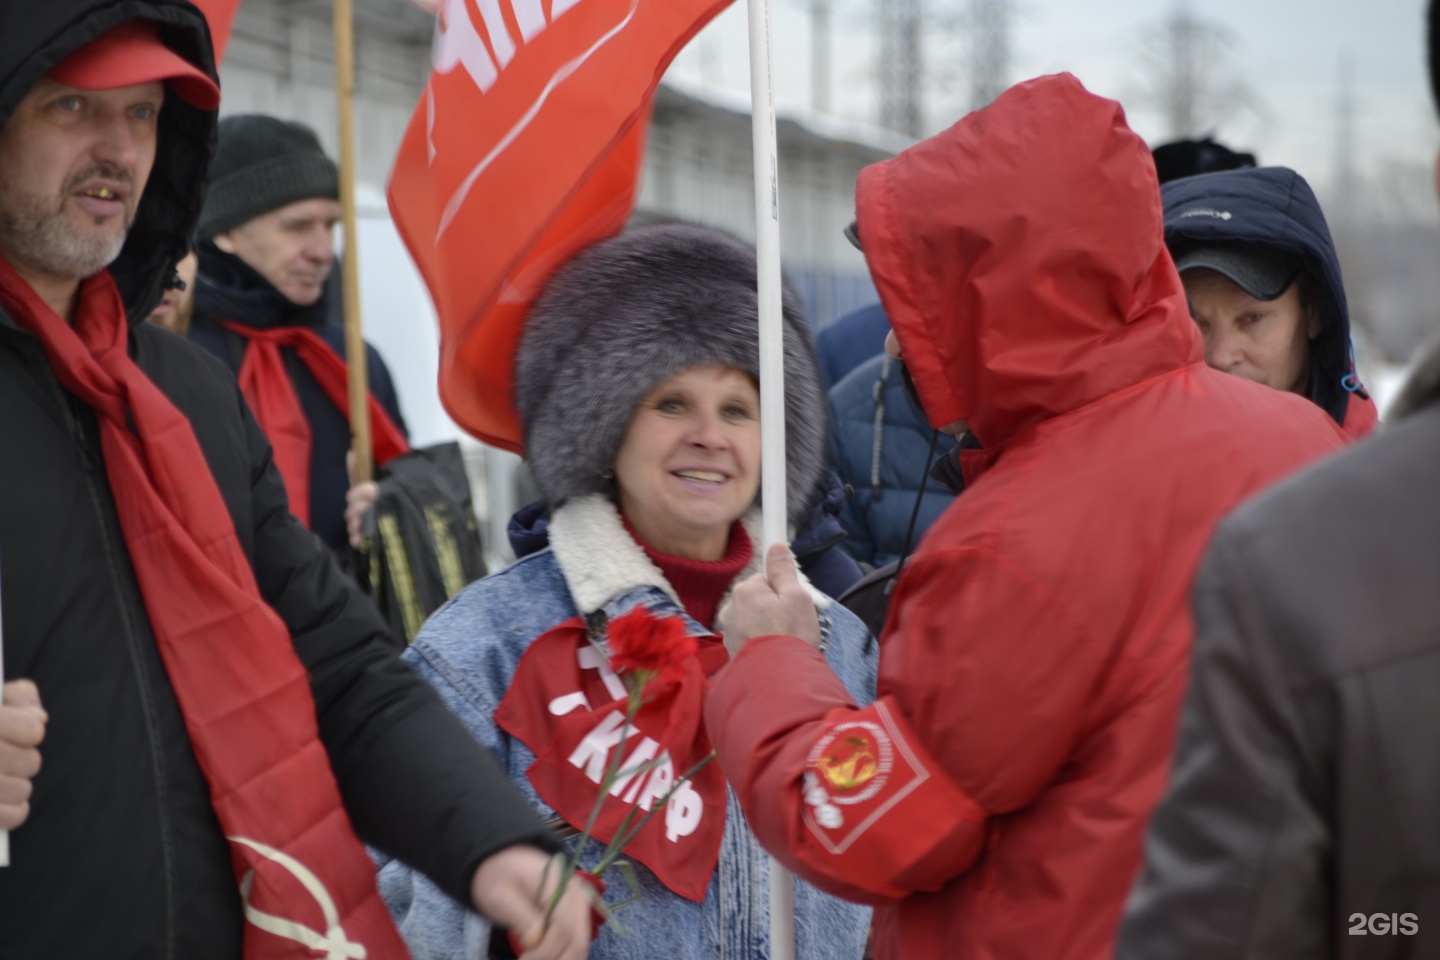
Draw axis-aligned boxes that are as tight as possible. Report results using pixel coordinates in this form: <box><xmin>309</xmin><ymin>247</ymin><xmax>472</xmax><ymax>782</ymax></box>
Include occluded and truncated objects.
<box><xmin>607</xmin><ymin>607</ymin><xmax>697</xmax><ymax>687</ymax></box>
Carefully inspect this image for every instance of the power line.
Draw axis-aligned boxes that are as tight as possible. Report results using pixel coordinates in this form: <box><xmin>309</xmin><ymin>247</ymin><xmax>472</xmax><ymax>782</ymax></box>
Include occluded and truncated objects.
<box><xmin>876</xmin><ymin>0</ymin><xmax>925</xmax><ymax>136</ymax></box>
<box><xmin>967</xmin><ymin>0</ymin><xmax>1011</xmax><ymax>112</ymax></box>
<box><xmin>1139</xmin><ymin>0</ymin><xmax>1254</xmax><ymax>140</ymax></box>
<box><xmin>1333</xmin><ymin>53</ymin><xmax>1360</xmax><ymax>228</ymax></box>
<box><xmin>811</xmin><ymin>0</ymin><xmax>833</xmax><ymax>115</ymax></box>
<box><xmin>1160</xmin><ymin>0</ymin><xmax>1203</xmax><ymax>138</ymax></box>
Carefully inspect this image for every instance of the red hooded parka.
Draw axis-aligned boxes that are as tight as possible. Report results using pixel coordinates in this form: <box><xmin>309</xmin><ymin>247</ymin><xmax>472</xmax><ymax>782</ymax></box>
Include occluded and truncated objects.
<box><xmin>705</xmin><ymin>75</ymin><xmax>1348</xmax><ymax>960</ymax></box>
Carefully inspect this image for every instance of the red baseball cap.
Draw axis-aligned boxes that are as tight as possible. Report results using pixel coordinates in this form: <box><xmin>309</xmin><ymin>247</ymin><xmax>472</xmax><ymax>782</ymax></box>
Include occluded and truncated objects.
<box><xmin>48</xmin><ymin>21</ymin><xmax>220</xmax><ymax>110</ymax></box>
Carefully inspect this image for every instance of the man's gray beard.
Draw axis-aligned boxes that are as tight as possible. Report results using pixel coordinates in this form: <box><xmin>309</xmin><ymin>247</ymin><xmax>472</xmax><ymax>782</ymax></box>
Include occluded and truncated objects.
<box><xmin>0</xmin><ymin>195</ymin><xmax>129</xmax><ymax>281</ymax></box>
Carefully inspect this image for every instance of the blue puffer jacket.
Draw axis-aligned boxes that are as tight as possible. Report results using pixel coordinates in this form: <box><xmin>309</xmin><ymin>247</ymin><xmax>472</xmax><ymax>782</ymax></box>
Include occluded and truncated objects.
<box><xmin>1162</xmin><ymin>166</ymin><xmax>1375</xmax><ymax>435</ymax></box>
<box><xmin>829</xmin><ymin>353</ymin><xmax>958</xmax><ymax>568</ymax></box>
<box><xmin>817</xmin><ymin>303</ymin><xmax>891</xmax><ymax>389</ymax></box>
<box><xmin>377</xmin><ymin>495</ymin><xmax>876</xmax><ymax>960</ymax></box>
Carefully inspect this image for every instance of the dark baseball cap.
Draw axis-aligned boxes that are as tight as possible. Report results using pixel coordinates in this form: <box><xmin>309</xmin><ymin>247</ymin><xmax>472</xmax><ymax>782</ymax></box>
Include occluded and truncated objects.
<box><xmin>1173</xmin><ymin>244</ymin><xmax>1301</xmax><ymax>301</ymax></box>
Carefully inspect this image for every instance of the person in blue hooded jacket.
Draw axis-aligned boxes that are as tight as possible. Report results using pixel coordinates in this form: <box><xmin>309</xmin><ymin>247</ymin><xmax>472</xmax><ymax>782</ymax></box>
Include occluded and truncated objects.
<box><xmin>816</xmin><ymin>302</ymin><xmax>890</xmax><ymax>389</ymax></box>
<box><xmin>828</xmin><ymin>351</ymin><xmax>958</xmax><ymax>569</ymax></box>
<box><xmin>1162</xmin><ymin>166</ymin><xmax>1378</xmax><ymax>439</ymax></box>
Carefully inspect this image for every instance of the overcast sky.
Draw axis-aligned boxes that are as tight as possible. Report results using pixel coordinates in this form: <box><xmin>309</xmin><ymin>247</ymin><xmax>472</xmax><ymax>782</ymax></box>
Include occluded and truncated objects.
<box><xmin>667</xmin><ymin>0</ymin><xmax>1437</xmax><ymax>198</ymax></box>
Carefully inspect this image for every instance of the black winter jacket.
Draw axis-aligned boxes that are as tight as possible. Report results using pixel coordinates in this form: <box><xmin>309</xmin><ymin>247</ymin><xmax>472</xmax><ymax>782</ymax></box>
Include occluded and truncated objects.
<box><xmin>189</xmin><ymin>243</ymin><xmax>409</xmax><ymax>552</ymax></box>
<box><xmin>1117</xmin><ymin>346</ymin><xmax>1440</xmax><ymax>959</ymax></box>
<box><xmin>0</xmin><ymin>3</ymin><xmax>552</xmax><ymax>956</ymax></box>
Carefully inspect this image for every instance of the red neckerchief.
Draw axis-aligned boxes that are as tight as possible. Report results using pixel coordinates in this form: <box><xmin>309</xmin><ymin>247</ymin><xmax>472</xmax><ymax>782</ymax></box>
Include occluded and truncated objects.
<box><xmin>220</xmin><ymin>321</ymin><xmax>409</xmax><ymax>528</ymax></box>
<box><xmin>494</xmin><ymin>613</ymin><xmax>728</xmax><ymax>902</ymax></box>
<box><xmin>0</xmin><ymin>260</ymin><xmax>410</xmax><ymax>960</ymax></box>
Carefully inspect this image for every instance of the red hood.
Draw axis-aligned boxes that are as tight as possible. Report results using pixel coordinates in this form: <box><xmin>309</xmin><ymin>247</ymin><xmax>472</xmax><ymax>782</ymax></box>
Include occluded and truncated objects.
<box><xmin>856</xmin><ymin>74</ymin><xmax>1202</xmax><ymax>448</ymax></box>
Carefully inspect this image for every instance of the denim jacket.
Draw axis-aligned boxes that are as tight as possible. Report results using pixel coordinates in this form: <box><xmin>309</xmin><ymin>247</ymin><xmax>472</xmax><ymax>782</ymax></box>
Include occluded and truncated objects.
<box><xmin>375</xmin><ymin>495</ymin><xmax>877</xmax><ymax>960</ymax></box>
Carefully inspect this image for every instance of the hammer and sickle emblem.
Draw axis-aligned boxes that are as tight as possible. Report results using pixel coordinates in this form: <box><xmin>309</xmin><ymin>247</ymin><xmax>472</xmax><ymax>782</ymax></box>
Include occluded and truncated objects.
<box><xmin>817</xmin><ymin>737</ymin><xmax>879</xmax><ymax>792</ymax></box>
<box><xmin>230</xmin><ymin>836</ymin><xmax>369</xmax><ymax>960</ymax></box>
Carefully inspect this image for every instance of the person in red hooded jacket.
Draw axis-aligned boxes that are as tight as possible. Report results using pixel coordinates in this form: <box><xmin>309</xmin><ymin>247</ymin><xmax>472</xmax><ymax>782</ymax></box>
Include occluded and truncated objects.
<box><xmin>704</xmin><ymin>74</ymin><xmax>1348</xmax><ymax>960</ymax></box>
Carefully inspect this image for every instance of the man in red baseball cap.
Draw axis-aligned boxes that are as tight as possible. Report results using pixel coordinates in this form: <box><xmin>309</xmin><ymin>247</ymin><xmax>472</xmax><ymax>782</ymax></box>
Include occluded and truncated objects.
<box><xmin>0</xmin><ymin>5</ymin><xmax>592</xmax><ymax>958</ymax></box>
<box><xmin>0</xmin><ymin>20</ymin><xmax>220</xmax><ymax>321</ymax></box>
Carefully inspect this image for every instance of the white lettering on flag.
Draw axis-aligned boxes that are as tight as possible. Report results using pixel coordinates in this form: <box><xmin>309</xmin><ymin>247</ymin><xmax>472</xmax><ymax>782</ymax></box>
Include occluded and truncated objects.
<box><xmin>476</xmin><ymin>0</ymin><xmax>517</xmax><ymax>68</ymax></box>
<box><xmin>435</xmin><ymin>0</ymin><xmax>643</xmax><ymax>240</ymax></box>
<box><xmin>426</xmin><ymin>82</ymin><xmax>438</xmax><ymax>163</ymax></box>
<box><xmin>432</xmin><ymin>0</ymin><xmax>499</xmax><ymax>92</ymax></box>
<box><xmin>511</xmin><ymin>0</ymin><xmax>547</xmax><ymax>41</ymax></box>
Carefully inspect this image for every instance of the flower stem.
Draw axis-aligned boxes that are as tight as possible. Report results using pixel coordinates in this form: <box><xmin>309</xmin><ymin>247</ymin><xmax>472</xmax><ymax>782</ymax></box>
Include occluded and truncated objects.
<box><xmin>542</xmin><ymin>673</ymin><xmax>650</xmax><ymax>929</ymax></box>
<box><xmin>592</xmin><ymin>749</ymin><xmax>716</xmax><ymax>878</ymax></box>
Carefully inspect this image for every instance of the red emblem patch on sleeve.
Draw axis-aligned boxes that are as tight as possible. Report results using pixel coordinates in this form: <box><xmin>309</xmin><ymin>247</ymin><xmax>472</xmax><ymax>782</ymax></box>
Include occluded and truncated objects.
<box><xmin>802</xmin><ymin>700</ymin><xmax>945</xmax><ymax>853</ymax></box>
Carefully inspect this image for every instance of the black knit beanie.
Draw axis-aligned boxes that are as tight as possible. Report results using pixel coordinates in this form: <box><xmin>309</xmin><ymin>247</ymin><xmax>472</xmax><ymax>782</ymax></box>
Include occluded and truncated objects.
<box><xmin>198</xmin><ymin>115</ymin><xmax>338</xmax><ymax>238</ymax></box>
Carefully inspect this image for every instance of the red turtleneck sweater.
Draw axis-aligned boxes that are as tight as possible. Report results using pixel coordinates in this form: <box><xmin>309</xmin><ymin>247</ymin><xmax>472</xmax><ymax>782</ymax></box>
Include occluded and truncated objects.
<box><xmin>622</xmin><ymin>517</ymin><xmax>753</xmax><ymax>637</ymax></box>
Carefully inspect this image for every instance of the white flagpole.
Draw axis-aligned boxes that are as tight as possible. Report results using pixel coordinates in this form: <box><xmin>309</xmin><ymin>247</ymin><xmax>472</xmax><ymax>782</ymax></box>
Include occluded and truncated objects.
<box><xmin>745</xmin><ymin>0</ymin><xmax>794</xmax><ymax>956</ymax></box>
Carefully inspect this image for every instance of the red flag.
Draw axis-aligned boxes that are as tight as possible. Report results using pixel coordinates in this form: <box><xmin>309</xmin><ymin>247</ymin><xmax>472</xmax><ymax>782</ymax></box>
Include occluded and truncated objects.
<box><xmin>190</xmin><ymin>0</ymin><xmax>241</xmax><ymax>63</ymax></box>
<box><xmin>389</xmin><ymin>0</ymin><xmax>733</xmax><ymax>452</ymax></box>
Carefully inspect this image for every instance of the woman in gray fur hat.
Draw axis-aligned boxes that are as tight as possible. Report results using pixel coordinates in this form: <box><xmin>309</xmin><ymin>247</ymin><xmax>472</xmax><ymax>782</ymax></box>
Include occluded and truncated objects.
<box><xmin>375</xmin><ymin>224</ymin><xmax>876</xmax><ymax>959</ymax></box>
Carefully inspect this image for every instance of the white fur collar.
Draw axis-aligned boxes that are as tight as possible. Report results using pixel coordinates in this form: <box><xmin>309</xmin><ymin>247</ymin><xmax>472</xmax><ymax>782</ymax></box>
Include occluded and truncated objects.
<box><xmin>547</xmin><ymin>494</ymin><xmax>830</xmax><ymax>617</ymax></box>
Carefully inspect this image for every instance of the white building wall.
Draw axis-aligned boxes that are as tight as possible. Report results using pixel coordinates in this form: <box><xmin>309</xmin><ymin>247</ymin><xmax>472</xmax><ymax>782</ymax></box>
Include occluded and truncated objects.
<box><xmin>219</xmin><ymin>0</ymin><xmax>429</xmax><ymax>192</ymax></box>
<box><xmin>640</xmin><ymin>80</ymin><xmax>897</xmax><ymax>327</ymax></box>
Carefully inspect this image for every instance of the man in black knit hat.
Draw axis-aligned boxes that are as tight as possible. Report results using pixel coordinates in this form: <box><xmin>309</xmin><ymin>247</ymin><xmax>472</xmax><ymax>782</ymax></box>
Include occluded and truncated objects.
<box><xmin>189</xmin><ymin>114</ymin><xmax>404</xmax><ymax>559</ymax></box>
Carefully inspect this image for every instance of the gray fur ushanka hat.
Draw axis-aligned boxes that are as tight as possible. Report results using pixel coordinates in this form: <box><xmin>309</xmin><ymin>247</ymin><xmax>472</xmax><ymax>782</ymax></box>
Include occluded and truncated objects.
<box><xmin>515</xmin><ymin>223</ymin><xmax>828</xmax><ymax>529</ymax></box>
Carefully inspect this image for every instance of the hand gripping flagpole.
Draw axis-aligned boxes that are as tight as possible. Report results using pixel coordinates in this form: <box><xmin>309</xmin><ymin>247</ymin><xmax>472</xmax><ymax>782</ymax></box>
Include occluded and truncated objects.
<box><xmin>745</xmin><ymin>0</ymin><xmax>794</xmax><ymax>956</ymax></box>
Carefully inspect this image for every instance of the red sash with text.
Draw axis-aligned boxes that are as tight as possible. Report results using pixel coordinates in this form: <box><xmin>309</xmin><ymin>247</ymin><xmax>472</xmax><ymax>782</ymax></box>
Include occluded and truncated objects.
<box><xmin>494</xmin><ymin>616</ymin><xmax>726</xmax><ymax>902</ymax></box>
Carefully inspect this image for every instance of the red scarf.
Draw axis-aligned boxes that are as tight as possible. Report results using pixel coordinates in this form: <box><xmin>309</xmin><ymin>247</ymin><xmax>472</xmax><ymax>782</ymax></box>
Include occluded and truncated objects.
<box><xmin>0</xmin><ymin>260</ymin><xmax>409</xmax><ymax>959</ymax></box>
<box><xmin>221</xmin><ymin>322</ymin><xmax>409</xmax><ymax>528</ymax></box>
<box><xmin>494</xmin><ymin>612</ymin><xmax>729</xmax><ymax>902</ymax></box>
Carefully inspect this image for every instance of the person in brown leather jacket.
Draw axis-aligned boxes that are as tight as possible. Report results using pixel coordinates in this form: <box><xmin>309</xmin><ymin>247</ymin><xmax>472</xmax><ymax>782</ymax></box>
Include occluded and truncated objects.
<box><xmin>1116</xmin><ymin>8</ymin><xmax>1440</xmax><ymax>956</ymax></box>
